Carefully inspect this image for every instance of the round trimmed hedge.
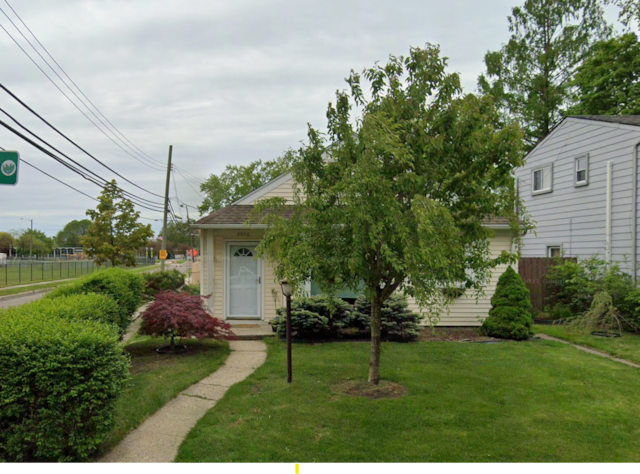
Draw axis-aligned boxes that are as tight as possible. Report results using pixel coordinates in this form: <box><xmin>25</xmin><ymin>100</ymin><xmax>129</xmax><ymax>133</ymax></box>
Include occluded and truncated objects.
<box><xmin>0</xmin><ymin>310</ymin><xmax>130</xmax><ymax>462</ymax></box>
<box><xmin>47</xmin><ymin>268</ymin><xmax>144</xmax><ymax>321</ymax></box>
<box><xmin>5</xmin><ymin>293</ymin><xmax>124</xmax><ymax>334</ymax></box>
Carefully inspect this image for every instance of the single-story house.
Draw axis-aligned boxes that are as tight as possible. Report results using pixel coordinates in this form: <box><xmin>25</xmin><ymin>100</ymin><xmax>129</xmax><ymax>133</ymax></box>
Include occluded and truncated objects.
<box><xmin>192</xmin><ymin>173</ymin><xmax>516</xmax><ymax>326</ymax></box>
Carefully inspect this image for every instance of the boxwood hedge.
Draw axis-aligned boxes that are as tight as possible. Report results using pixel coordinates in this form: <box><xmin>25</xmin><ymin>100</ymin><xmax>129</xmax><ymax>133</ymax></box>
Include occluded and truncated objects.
<box><xmin>5</xmin><ymin>293</ymin><xmax>125</xmax><ymax>334</ymax></box>
<box><xmin>0</xmin><ymin>310</ymin><xmax>130</xmax><ymax>462</ymax></box>
<box><xmin>47</xmin><ymin>268</ymin><xmax>144</xmax><ymax>321</ymax></box>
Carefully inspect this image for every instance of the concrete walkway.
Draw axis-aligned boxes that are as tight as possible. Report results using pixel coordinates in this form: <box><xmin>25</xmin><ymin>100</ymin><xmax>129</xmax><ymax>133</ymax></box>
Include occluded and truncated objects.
<box><xmin>100</xmin><ymin>340</ymin><xmax>267</xmax><ymax>463</ymax></box>
<box><xmin>537</xmin><ymin>333</ymin><xmax>640</xmax><ymax>369</ymax></box>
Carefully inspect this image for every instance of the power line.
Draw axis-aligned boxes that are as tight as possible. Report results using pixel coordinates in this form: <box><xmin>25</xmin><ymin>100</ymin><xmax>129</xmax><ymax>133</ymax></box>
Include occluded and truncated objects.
<box><xmin>0</xmin><ymin>14</ymin><xmax>166</xmax><ymax>172</ymax></box>
<box><xmin>0</xmin><ymin>119</ymin><xmax>166</xmax><ymax>213</ymax></box>
<box><xmin>0</xmin><ymin>95</ymin><xmax>165</xmax><ymax>201</ymax></box>
<box><xmin>0</xmin><ymin>145</ymin><xmax>98</xmax><ymax>202</ymax></box>
<box><xmin>175</xmin><ymin>168</ymin><xmax>205</xmax><ymax>198</ymax></box>
<box><xmin>3</xmin><ymin>0</ymin><xmax>168</xmax><ymax>170</ymax></box>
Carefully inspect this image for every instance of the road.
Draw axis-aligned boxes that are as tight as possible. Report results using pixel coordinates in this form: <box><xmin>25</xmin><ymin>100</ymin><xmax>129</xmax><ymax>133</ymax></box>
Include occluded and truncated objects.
<box><xmin>0</xmin><ymin>261</ymin><xmax>190</xmax><ymax>310</ymax></box>
<box><xmin>0</xmin><ymin>291</ymin><xmax>47</xmax><ymax>309</ymax></box>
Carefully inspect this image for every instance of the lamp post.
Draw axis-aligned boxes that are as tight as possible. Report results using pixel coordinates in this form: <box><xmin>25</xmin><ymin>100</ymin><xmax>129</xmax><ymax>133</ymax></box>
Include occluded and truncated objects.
<box><xmin>20</xmin><ymin>218</ymin><xmax>33</xmax><ymax>259</ymax></box>
<box><xmin>281</xmin><ymin>280</ymin><xmax>293</xmax><ymax>384</ymax></box>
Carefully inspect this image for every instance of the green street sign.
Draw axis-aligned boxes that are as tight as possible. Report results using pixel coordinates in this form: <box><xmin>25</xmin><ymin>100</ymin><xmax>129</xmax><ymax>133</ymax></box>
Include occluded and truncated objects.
<box><xmin>0</xmin><ymin>151</ymin><xmax>19</xmax><ymax>186</ymax></box>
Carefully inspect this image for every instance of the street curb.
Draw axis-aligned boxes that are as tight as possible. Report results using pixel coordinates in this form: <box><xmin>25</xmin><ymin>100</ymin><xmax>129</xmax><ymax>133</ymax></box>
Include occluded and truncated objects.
<box><xmin>0</xmin><ymin>287</ymin><xmax>53</xmax><ymax>302</ymax></box>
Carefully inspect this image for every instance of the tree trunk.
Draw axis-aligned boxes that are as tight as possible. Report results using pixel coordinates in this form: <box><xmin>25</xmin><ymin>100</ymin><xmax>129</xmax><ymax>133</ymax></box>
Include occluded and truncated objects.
<box><xmin>368</xmin><ymin>295</ymin><xmax>382</xmax><ymax>385</ymax></box>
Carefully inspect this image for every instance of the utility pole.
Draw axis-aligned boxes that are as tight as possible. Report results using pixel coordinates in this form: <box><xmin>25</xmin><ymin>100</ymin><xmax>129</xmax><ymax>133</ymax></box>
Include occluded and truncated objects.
<box><xmin>181</xmin><ymin>204</ymin><xmax>195</xmax><ymax>263</ymax></box>
<box><xmin>161</xmin><ymin>145</ymin><xmax>173</xmax><ymax>271</ymax></box>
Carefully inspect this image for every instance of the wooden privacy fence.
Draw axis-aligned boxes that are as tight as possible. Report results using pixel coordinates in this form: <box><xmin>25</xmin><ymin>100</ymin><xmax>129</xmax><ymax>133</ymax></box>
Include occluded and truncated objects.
<box><xmin>518</xmin><ymin>257</ymin><xmax>577</xmax><ymax>313</ymax></box>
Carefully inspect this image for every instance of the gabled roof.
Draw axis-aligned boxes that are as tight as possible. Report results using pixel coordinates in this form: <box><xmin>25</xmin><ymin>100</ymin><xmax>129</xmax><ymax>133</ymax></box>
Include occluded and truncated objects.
<box><xmin>233</xmin><ymin>172</ymin><xmax>293</xmax><ymax>205</ymax></box>
<box><xmin>570</xmin><ymin>115</ymin><xmax>640</xmax><ymax>127</ymax></box>
<box><xmin>193</xmin><ymin>205</ymin><xmax>295</xmax><ymax>228</ymax></box>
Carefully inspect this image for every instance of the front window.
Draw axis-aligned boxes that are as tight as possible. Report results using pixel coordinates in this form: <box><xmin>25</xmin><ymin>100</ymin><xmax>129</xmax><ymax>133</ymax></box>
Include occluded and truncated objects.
<box><xmin>575</xmin><ymin>155</ymin><xmax>588</xmax><ymax>186</ymax></box>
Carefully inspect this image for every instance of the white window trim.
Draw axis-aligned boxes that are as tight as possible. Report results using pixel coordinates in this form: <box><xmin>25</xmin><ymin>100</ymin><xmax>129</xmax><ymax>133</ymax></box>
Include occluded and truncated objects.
<box><xmin>547</xmin><ymin>245</ymin><xmax>562</xmax><ymax>258</ymax></box>
<box><xmin>574</xmin><ymin>154</ymin><xmax>589</xmax><ymax>187</ymax></box>
<box><xmin>531</xmin><ymin>163</ymin><xmax>553</xmax><ymax>195</ymax></box>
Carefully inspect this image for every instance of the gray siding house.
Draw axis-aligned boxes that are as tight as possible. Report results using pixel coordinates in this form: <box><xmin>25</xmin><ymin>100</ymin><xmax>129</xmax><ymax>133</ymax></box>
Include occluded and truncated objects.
<box><xmin>516</xmin><ymin>116</ymin><xmax>640</xmax><ymax>278</ymax></box>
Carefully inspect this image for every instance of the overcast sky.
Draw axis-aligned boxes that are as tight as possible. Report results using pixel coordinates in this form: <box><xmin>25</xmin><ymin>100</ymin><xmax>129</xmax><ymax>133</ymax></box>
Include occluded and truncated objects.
<box><xmin>0</xmin><ymin>0</ymin><xmax>625</xmax><ymax>239</ymax></box>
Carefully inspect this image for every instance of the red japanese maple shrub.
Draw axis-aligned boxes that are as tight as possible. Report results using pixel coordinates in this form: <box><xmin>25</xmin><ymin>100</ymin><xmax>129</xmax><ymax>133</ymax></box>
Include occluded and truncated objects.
<box><xmin>141</xmin><ymin>290</ymin><xmax>234</xmax><ymax>352</ymax></box>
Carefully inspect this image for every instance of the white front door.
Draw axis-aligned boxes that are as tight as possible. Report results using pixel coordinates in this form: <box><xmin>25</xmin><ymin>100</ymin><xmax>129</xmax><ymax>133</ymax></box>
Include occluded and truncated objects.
<box><xmin>226</xmin><ymin>243</ymin><xmax>261</xmax><ymax>319</ymax></box>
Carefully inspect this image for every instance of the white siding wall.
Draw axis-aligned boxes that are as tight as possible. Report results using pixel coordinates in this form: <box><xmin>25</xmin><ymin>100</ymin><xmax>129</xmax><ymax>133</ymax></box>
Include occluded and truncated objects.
<box><xmin>516</xmin><ymin>119</ymin><xmax>640</xmax><ymax>272</ymax></box>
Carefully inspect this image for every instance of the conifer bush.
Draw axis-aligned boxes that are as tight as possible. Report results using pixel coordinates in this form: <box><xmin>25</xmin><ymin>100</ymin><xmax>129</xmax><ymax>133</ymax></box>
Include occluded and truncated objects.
<box><xmin>480</xmin><ymin>266</ymin><xmax>533</xmax><ymax>340</ymax></box>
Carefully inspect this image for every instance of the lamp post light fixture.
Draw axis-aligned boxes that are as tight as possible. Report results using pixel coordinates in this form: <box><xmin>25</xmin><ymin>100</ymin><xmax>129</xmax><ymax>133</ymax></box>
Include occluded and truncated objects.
<box><xmin>281</xmin><ymin>280</ymin><xmax>293</xmax><ymax>384</ymax></box>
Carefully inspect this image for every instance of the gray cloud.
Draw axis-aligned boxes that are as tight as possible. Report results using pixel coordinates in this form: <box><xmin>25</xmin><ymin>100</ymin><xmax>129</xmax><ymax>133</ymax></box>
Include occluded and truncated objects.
<box><xmin>0</xmin><ymin>0</ymin><xmax>623</xmax><ymax>238</ymax></box>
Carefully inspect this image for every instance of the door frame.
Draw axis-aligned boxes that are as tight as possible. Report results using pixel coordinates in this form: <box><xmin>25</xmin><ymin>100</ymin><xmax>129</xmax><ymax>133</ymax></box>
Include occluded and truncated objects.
<box><xmin>224</xmin><ymin>240</ymin><xmax>263</xmax><ymax>320</ymax></box>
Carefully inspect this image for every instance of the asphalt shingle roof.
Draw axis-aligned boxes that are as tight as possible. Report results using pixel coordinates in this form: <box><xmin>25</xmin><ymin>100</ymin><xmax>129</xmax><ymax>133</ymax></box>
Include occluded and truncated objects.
<box><xmin>196</xmin><ymin>205</ymin><xmax>511</xmax><ymax>227</ymax></box>
<box><xmin>571</xmin><ymin>115</ymin><xmax>640</xmax><ymax>127</ymax></box>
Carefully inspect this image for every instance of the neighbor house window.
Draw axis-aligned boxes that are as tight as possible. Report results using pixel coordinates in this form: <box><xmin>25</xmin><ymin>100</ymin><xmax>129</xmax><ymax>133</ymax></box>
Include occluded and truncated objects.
<box><xmin>532</xmin><ymin>164</ymin><xmax>553</xmax><ymax>195</ymax></box>
<box><xmin>547</xmin><ymin>246</ymin><xmax>562</xmax><ymax>258</ymax></box>
<box><xmin>575</xmin><ymin>155</ymin><xmax>589</xmax><ymax>186</ymax></box>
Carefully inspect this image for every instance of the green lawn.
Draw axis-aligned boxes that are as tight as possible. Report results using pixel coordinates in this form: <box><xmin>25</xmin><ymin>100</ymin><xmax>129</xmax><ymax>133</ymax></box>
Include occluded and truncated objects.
<box><xmin>0</xmin><ymin>279</ymin><xmax>72</xmax><ymax>298</ymax></box>
<box><xmin>534</xmin><ymin>324</ymin><xmax>640</xmax><ymax>365</ymax></box>
<box><xmin>177</xmin><ymin>339</ymin><xmax>640</xmax><ymax>462</ymax></box>
<box><xmin>100</xmin><ymin>337</ymin><xmax>230</xmax><ymax>455</ymax></box>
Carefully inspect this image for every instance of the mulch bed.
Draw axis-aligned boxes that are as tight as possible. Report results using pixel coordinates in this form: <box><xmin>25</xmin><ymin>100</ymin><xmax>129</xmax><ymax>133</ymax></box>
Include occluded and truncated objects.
<box><xmin>332</xmin><ymin>380</ymin><xmax>408</xmax><ymax>399</ymax></box>
<box><xmin>418</xmin><ymin>327</ymin><xmax>499</xmax><ymax>342</ymax></box>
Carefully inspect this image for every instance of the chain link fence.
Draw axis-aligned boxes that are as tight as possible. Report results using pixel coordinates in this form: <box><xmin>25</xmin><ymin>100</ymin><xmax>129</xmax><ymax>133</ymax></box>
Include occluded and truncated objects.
<box><xmin>0</xmin><ymin>257</ymin><xmax>156</xmax><ymax>288</ymax></box>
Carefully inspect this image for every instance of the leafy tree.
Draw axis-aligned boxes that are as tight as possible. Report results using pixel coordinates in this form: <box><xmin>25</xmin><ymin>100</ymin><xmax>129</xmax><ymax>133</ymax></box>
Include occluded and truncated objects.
<box><xmin>609</xmin><ymin>0</ymin><xmax>639</xmax><ymax>28</ymax></box>
<box><xmin>158</xmin><ymin>219</ymin><xmax>199</xmax><ymax>252</ymax></box>
<box><xmin>255</xmin><ymin>45</ymin><xmax>524</xmax><ymax>384</ymax></box>
<box><xmin>478</xmin><ymin>0</ymin><xmax>610</xmax><ymax>148</ymax></box>
<box><xmin>82</xmin><ymin>180</ymin><xmax>154</xmax><ymax>267</ymax></box>
<box><xmin>569</xmin><ymin>33</ymin><xmax>640</xmax><ymax>115</ymax></box>
<box><xmin>15</xmin><ymin>229</ymin><xmax>53</xmax><ymax>256</ymax></box>
<box><xmin>199</xmin><ymin>157</ymin><xmax>289</xmax><ymax>215</ymax></box>
<box><xmin>480</xmin><ymin>267</ymin><xmax>533</xmax><ymax>340</ymax></box>
<box><xmin>54</xmin><ymin>219</ymin><xmax>91</xmax><ymax>247</ymax></box>
<box><xmin>0</xmin><ymin>231</ymin><xmax>13</xmax><ymax>255</ymax></box>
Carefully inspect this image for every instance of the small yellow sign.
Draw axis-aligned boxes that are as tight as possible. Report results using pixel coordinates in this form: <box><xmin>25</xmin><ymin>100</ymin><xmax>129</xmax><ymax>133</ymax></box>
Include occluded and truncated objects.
<box><xmin>159</xmin><ymin>250</ymin><xmax>168</xmax><ymax>260</ymax></box>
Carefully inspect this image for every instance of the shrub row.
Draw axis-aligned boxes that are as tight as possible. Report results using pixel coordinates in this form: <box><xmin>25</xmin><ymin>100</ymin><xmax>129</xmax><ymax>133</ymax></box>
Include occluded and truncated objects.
<box><xmin>546</xmin><ymin>257</ymin><xmax>640</xmax><ymax>327</ymax></box>
<box><xmin>143</xmin><ymin>269</ymin><xmax>185</xmax><ymax>298</ymax></box>
<box><xmin>47</xmin><ymin>268</ymin><xmax>144</xmax><ymax>332</ymax></box>
<box><xmin>271</xmin><ymin>294</ymin><xmax>421</xmax><ymax>341</ymax></box>
<box><xmin>0</xmin><ymin>303</ymin><xmax>130</xmax><ymax>462</ymax></box>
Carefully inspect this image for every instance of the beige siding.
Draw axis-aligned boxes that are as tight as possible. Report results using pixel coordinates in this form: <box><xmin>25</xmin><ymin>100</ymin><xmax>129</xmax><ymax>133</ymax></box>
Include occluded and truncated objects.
<box><xmin>245</xmin><ymin>179</ymin><xmax>301</xmax><ymax>204</ymax></box>
<box><xmin>406</xmin><ymin>229</ymin><xmax>514</xmax><ymax>326</ymax></box>
<box><xmin>207</xmin><ymin>228</ymin><xmax>284</xmax><ymax>321</ymax></box>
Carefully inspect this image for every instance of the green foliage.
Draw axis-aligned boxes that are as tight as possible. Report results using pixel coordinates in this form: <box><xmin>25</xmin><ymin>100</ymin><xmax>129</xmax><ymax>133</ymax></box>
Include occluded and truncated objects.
<box><xmin>481</xmin><ymin>267</ymin><xmax>533</xmax><ymax>340</ymax></box>
<box><xmin>272</xmin><ymin>294</ymin><xmax>421</xmax><ymax>341</ymax></box>
<box><xmin>273</xmin><ymin>295</ymin><xmax>353</xmax><ymax>339</ymax></box>
<box><xmin>0</xmin><ymin>309</ymin><xmax>129</xmax><ymax>461</ymax></box>
<box><xmin>255</xmin><ymin>45</ymin><xmax>524</xmax><ymax>382</ymax></box>
<box><xmin>158</xmin><ymin>220</ymin><xmax>200</xmax><ymax>254</ymax></box>
<box><xmin>55</xmin><ymin>219</ymin><xmax>91</xmax><ymax>247</ymax></box>
<box><xmin>567</xmin><ymin>291</ymin><xmax>631</xmax><ymax>336</ymax></box>
<box><xmin>478</xmin><ymin>0</ymin><xmax>610</xmax><ymax>147</ymax></box>
<box><xmin>0</xmin><ymin>231</ymin><xmax>12</xmax><ymax>254</ymax></box>
<box><xmin>546</xmin><ymin>303</ymin><xmax>574</xmax><ymax>321</ymax></box>
<box><xmin>609</xmin><ymin>0</ymin><xmax>640</xmax><ymax>28</ymax></box>
<box><xmin>182</xmin><ymin>283</ymin><xmax>201</xmax><ymax>296</ymax></box>
<box><xmin>83</xmin><ymin>180</ymin><xmax>154</xmax><ymax>267</ymax></box>
<box><xmin>14</xmin><ymin>228</ymin><xmax>54</xmax><ymax>256</ymax></box>
<box><xmin>569</xmin><ymin>33</ymin><xmax>640</xmax><ymax>115</ymax></box>
<box><xmin>546</xmin><ymin>257</ymin><xmax>635</xmax><ymax>319</ymax></box>
<box><xmin>143</xmin><ymin>269</ymin><xmax>185</xmax><ymax>298</ymax></box>
<box><xmin>355</xmin><ymin>294</ymin><xmax>422</xmax><ymax>341</ymax></box>
<box><xmin>198</xmin><ymin>156</ymin><xmax>289</xmax><ymax>215</ymax></box>
<box><xmin>6</xmin><ymin>293</ymin><xmax>124</xmax><ymax>334</ymax></box>
<box><xmin>47</xmin><ymin>268</ymin><xmax>144</xmax><ymax>321</ymax></box>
